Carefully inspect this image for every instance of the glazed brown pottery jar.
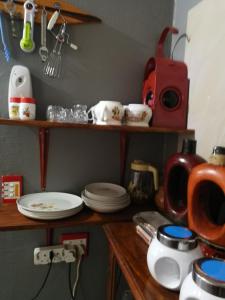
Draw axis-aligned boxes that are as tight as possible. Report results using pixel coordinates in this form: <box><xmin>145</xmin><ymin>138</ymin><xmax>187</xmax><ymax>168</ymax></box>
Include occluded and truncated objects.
<box><xmin>164</xmin><ymin>139</ymin><xmax>205</xmax><ymax>224</ymax></box>
<box><xmin>188</xmin><ymin>146</ymin><xmax>225</xmax><ymax>248</ymax></box>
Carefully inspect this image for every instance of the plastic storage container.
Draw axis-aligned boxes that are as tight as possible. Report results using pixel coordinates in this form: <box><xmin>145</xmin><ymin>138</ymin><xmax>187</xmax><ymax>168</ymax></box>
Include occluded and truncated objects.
<box><xmin>19</xmin><ymin>97</ymin><xmax>36</xmax><ymax>120</ymax></box>
<box><xmin>180</xmin><ymin>257</ymin><xmax>225</xmax><ymax>300</ymax></box>
<box><xmin>188</xmin><ymin>146</ymin><xmax>225</xmax><ymax>248</ymax></box>
<box><xmin>8</xmin><ymin>97</ymin><xmax>20</xmax><ymax>120</ymax></box>
<box><xmin>147</xmin><ymin>224</ymin><xmax>202</xmax><ymax>291</ymax></box>
<box><xmin>164</xmin><ymin>139</ymin><xmax>205</xmax><ymax>223</ymax></box>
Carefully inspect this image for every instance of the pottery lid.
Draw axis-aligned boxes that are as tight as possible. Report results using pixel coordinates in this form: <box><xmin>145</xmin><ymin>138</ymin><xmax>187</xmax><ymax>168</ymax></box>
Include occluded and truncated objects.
<box><xmin>157</xmin><ymin>224</ymin><xmax>198</xmax><ymax>251</ymax></box>
<box><xmin>181</xmin><ymin>139</ymin><xmax>196</xmax><ymax>154</ymax></box>
<box><xmin>209</xmin><ymin>146</ymin><xmax>225</xmax><ymax>166</ymax></box>
<box><xmin>193</xmin><ymin>258</ymin><xmax>225</xmax><ymax>297</ymax></box>
<box><xmin>212</xmin><ymin>146</ymin><xmax>225</xmax><ymax>155</ymax></box>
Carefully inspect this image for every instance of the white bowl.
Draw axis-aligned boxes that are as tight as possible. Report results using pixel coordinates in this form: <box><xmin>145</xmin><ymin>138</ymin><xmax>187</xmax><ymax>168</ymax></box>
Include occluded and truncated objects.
<box><xmin>81</xmin><ymin>190</ymin><xmax>129</xmax><ymax>207</ymax></box>
<box><xmin>81</xmin><ymin>191</ymin><xmax>130</xmax><ymax>213</ymax></box>
<box><xmin>85</xmin><ymin>182</ymin><xmax>127</xmax><ymax>201</ymax></box>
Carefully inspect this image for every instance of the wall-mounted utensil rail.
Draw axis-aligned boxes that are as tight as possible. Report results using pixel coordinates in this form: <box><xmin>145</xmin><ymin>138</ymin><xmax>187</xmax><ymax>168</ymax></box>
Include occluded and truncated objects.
<box><xmin>0</xmin><ymin>0</ymin><xmax>101</xmax><ymax>24</ymax></box>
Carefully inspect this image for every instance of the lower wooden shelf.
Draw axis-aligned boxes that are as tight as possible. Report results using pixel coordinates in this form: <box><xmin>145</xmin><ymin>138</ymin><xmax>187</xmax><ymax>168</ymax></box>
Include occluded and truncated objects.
<box><xmin>0</xmin><ymin>203</ymin><xmax>150</xmax><ymax>231</ymax></box>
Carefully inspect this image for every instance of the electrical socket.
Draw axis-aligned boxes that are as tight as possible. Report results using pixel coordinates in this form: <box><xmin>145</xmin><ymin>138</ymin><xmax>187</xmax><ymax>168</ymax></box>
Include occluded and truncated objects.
<box><xmin>34</xmin><ymin>245</ymin><xmax>76</xmax><ymax>265</ymax></box>
<box><xmin>61</xmin><ymin>232</ymin><xmax>89</xmax><ymax>256</ymax></box>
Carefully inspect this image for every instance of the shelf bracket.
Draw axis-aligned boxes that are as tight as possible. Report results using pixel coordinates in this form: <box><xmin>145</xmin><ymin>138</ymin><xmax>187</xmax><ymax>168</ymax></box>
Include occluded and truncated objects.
<box><xmin>39</xmin><ymin>128</ymin><xmax>49</xmax><ymax>191</ymax></box>
<box><xmin>120</xmin><ymin>131</ymin><xmax>128</xmax><ymax>186</ymax></box>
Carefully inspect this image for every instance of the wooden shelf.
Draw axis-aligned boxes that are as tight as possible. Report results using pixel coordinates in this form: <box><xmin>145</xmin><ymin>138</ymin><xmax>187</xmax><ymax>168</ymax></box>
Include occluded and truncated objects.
<box><xmin>0</xmin><ymin>203</ymin><xmax>150</xmax><ymax>231</ymax></box>
<box><xmin>0</xmin><ymin>118</ymin><xmax>194</xmax><ymax>134</ymax></box>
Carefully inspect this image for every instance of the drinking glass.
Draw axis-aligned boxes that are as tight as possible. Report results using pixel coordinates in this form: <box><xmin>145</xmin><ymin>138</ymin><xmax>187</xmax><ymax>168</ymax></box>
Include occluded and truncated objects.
<box><xmin>73</xmin><ymin>104</ymin><xmax>88</xmax><ymax>123</ymax></box>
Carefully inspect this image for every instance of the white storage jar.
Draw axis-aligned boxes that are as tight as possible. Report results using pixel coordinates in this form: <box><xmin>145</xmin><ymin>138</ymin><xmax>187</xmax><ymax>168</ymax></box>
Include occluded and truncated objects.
<box><xmin>147</xmin><ymin>224</ymin><xmax>202</xmax><ymax>291</ymax></box>
<box><xmin>180</xmin><ymin>257</ymin><xmax>225</xmax><ymax>300</ymax></box>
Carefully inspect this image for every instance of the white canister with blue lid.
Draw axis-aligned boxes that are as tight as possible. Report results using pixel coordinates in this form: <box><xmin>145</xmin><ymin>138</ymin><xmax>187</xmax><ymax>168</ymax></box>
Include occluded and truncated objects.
<box><xmin>147</xmin><ymin>224</ymin><xmax>202</xmax><ymax>290</ymax></box>
<box><xmin>180</xmin><ymin>257</ymin><xmax>225</xmax><ymax>300</ymax></box>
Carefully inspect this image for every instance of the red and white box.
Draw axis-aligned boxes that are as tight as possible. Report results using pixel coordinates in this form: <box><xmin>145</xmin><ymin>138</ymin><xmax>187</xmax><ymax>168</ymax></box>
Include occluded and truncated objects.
<box><xmin>1</xmin><ymin>175</ymin><xmax>23</xmax><ymax>203</ymax></box>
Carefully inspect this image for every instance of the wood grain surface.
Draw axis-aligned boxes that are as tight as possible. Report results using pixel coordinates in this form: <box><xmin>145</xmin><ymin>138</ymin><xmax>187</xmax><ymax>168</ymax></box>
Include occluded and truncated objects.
<box><xmin>0</xmin><ymin>203</ymin><xmax>150</xmax><ymax>231</ymax></box>
<box><xmin>0</xmin><ymin>118</ymin><xmax>194</xmax><ymax>134</ymax></box>
<box><xmin>104</xmin><ymin>222</ymin><xmax>179</xmax><ymax>300</ymax></box>
<box><xmin>0</xmin><ymin>0</ymin><xmax>101</xmax><ymax>24</ymax></box>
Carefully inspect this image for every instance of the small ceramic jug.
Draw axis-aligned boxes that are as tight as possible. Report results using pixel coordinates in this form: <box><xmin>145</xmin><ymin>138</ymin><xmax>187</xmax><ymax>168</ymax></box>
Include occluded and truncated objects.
<box><xmin>90</xmin><ymin>101</ymin><xmax>124</xmax><ymax>125</ymax></box>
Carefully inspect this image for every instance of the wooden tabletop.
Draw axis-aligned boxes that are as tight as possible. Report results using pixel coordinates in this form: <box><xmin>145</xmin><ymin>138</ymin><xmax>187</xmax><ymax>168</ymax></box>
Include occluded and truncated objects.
<box><xmin>103</xmin><ymin>222</ymin><xmax>179</xmax><ymax>300</ymax></box>
<box><xmin>0</xmin><ymin>203</ymin><xmax>150</xmax><ymax>231</ymax></box>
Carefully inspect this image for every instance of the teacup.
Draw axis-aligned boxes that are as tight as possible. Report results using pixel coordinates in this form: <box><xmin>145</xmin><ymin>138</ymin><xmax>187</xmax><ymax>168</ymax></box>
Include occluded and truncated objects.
<box><xmin>124</xmin><ymin>104</ymin><xmax>152</xmax><ymax>127</ymax></box>
<box><xmin>89</xmin><ymin>101</ymin><xmax>124</xmax><ymax>125</ymax></box>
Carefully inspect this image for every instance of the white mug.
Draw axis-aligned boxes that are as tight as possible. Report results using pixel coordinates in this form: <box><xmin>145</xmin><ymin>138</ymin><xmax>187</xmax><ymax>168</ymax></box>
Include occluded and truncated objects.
<box><xmin>89</xmin><ymin>101</ymin><xmax>124</xmax><ymax>125</ymax></box>
<box><xmin>124</xmin><ymin>104</ymin><xmax>152</xmax><ymax>127</ymax></box>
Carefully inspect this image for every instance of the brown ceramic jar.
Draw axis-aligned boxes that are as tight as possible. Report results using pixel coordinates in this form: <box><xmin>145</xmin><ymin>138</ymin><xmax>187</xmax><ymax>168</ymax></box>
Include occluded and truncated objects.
<box><xmin>188</xmin><ymin>146</ymin><xmax>225</xmax><ymax>248</ymax></box>
<box><xmin>164</xmin><ymin>139</ymin><xmax>205</xmax><ymax>224</ymax></box>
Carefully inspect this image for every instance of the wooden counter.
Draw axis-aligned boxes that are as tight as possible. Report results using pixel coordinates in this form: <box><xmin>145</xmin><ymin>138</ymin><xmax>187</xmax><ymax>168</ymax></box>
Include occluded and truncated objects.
<box><xmin>104</xmin><ymin>222</ymin><xmax>179</xmax><ymax>300</ymax></box>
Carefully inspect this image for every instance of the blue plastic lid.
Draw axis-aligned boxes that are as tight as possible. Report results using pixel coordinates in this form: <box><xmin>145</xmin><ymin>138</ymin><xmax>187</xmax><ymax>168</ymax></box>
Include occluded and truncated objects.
<box><xmin>200</xmin><ymin>259</ymin><xmax>225</xmax><ymax>282</ymax></box>
<box><xmin>163</xmin><ymin>225</ymin><xmax>193</xmax><ymax>239</ymax></box>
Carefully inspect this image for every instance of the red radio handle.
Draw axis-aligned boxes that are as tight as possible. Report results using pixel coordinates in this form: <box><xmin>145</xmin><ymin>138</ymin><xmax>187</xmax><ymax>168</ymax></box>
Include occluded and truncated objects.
<box><xmin>143</xmin><ymin>57</ymin><xmax>155</xmax><ymax>81</ymax></box>
<box><xmin>156</xmin><ymin>26</ymin><xmax>179</xmax><ymax>58</ymax></box>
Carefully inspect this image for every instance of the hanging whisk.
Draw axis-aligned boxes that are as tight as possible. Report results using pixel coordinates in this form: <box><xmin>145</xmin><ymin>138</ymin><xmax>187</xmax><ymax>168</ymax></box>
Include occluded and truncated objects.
<box><xmin>43</xmin><ymin>23</ymin><xmax>66</xmax><ymax>78</ymax></box>
<box><xmin>43</xmin><ymin>7</ymin><xmax>78</xmax><ymax>79</ymax></box>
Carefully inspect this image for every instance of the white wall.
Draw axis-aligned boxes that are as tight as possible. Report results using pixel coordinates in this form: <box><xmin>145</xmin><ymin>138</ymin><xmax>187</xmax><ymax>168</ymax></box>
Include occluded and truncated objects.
<box><xmin>184</xmin><ymin>0</ymin><xmax>225</xmax><ymax>159</ymax></box>
<box><xmin>172</xmin><ymin>0</ymin><xmax>225</xmax><ymax>160</ymax></box>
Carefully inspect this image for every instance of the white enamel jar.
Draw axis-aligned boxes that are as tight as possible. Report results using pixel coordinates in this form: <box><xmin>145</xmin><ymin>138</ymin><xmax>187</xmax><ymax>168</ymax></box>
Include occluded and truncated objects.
<box><xmin>180</xmin><ymin>258</ymin><xmax>225</xmax><ymax>300</ymax></box>
<box><xmin>147</xmin><ymin>224</ymin><xmax>202</xmax><ymax>291</ymax></box>
<box><xmin>124</xmin><ymin>104</ymin><xmax>152</xmax><ymax>127</ymax></box>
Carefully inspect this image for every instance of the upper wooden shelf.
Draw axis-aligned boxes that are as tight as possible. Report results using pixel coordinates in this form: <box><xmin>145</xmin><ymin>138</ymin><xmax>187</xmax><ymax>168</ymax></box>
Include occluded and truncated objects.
<box><xmin>0</xmin><ymin>118</ymin><xmax>194</xmax><ymax>135</ymax></box>
<box><xmin>0</xmin><ymin>0</ymin><xmax>101</xmax><ymax>25</ymax></box>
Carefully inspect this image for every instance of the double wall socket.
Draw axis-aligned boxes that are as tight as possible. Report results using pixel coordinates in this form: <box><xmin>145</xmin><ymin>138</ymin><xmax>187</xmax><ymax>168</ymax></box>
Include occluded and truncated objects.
<box><xmin>34</xmin><ymin>232</ymin><xmax>89</xmax><ymax>265</ymax></box>
<box><xmin>34</xmin><ymin>245</ymin><xmax>75</xmax><ymax>265</ymax></box>
<box><xmin>61</xmin><ymin>232</ymin><xmax>89</xmax><ymax>256</ymax></box>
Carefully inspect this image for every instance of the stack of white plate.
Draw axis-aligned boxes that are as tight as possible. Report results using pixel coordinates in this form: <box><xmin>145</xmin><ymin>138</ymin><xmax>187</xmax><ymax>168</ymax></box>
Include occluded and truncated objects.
<box><xmin>81</xmin><ymin>182</ymin><xmax>130</xmax><ymax>213</ymax></box>
<box><xmin>17</xmin><ymin>192</ymin><xmax>83</xmax><ymax>220</ymax></box>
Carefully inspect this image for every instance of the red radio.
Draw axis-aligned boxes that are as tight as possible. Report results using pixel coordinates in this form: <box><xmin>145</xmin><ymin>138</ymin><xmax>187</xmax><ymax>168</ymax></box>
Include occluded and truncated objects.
<box><xmin>142</xmin><ymin>27</ymin><xmax>189</xmax><ymax>129</ymax></box>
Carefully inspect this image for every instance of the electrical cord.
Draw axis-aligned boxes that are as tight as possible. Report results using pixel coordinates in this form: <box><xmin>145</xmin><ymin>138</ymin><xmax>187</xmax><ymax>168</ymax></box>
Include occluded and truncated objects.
<box><xmin>30</xmin><ymin>251</ymin><xmax>54</xmax><ymax>300</ymax></box>
<box><xmin>68</xmin><ymin>246</ymin><xmax>83</xmax><ymax>300</ymax></box>
<box><xmin>171</xmin><ymin>33</ymin><xmax>190</xmax><ymax>60</ymax></box>
<box><xmin>72</xmin><ymin>255</ymin><xmax>82</xmax><ymax>298</ymax></box>
<box><xmin>68</xmin><ymin>263</ymin><xmax>75</xmax><ymax>300</ymax></box>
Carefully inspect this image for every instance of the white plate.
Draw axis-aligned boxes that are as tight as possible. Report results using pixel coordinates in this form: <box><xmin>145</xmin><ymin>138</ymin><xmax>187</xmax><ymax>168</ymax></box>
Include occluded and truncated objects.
<box><xmin>17</xmin><ymin>205</ymin><xmax>83</xmax><ymax>220</ymax></box>
<box><xmin>85</xmin><ymin>182</ymin><xmax>127</xmax><ymax>201</ymax></box>
<box><xmin>17</xmin><ymin>204</ymin><xmax>83</xmax><ymax>218</ymax></box>
<box><xmin>17</xmin><ymin>192</ymin><xmax>83</xmax><ymax>213</ymax></box>
<box><xmin>81</xmin><ymin>191</ymin><xmax>131</xmax><ymax>213</ymax></box>
<box><xmin>81</xmin><ymin>190</ymin><xmax>130</xmax><ymax>207</ymax></box>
